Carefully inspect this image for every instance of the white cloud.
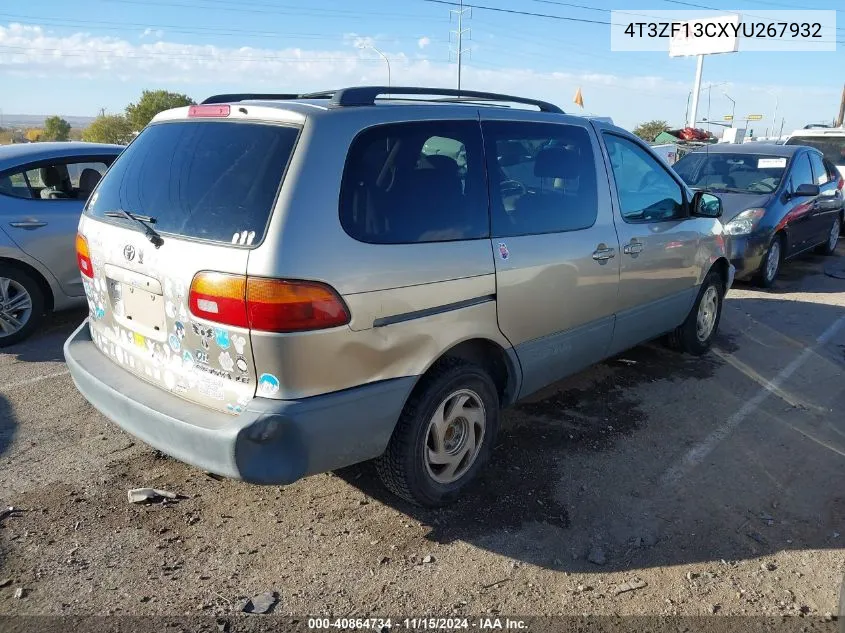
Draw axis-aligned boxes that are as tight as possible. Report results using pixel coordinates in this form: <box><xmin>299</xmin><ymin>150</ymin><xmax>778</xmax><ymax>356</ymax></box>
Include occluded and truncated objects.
<box><xmin>140</xmin><ymin>28</ymin><xmax>164</xmax><ymax>40</ymax></box>
<box><xmin>0</xmin><ymin>23</ymin><xmax>836</xmax><ymax>129</ymax></box>
<box><xmin>418</xmin><ymin>37</ymin><xmax>431</xmax><ymax>49</ymax></box>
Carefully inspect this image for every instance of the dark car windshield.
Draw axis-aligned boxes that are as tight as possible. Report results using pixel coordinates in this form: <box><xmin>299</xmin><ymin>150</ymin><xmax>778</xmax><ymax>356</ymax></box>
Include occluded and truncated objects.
<box><xmin>784</xmin><ymin>136</ymin><xmax>845</xmax><ymax>165</ymax></box>
<box><xmin>673</xmin><ymin>152</ymin><xmax>786</xmax><ymax>194</ymax></box>
<box><xmin>86</xmin><ymin>121</ymin><xmax>299</xmax><ymax>245</ymax></box>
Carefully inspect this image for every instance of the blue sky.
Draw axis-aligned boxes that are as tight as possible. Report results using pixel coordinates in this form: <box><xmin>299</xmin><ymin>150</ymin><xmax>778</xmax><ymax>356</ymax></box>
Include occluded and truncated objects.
<box><xmin>0</xmin><ymin>0</ymin><xmax>842</xmax><ymax>132</ymax></box>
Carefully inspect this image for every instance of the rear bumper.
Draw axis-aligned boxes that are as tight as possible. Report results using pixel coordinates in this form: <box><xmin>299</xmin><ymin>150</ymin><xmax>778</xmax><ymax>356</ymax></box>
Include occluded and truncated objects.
<box><xmin>64</xmin><ymin>321</ymin><xmax>415</xmax><ymax>484</ymax></box>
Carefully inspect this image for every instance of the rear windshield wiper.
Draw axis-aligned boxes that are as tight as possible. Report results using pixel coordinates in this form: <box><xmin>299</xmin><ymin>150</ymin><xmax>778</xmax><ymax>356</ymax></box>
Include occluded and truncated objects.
<box><xmin>104</xmin><ymin>210</ymin><xmax>164</xmax><ymax>248</ymax></box>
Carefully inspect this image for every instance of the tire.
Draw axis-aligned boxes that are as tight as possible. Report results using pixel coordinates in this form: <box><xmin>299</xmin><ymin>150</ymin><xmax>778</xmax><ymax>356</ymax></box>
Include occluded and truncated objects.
<box><xmin>666</xmin><ymin>269</ymin><xmax>725</xmax><ymax>356</ymax></box>
<box><xmin>375</xmin><ymin>358</ymin><xmax>500</xmax><ymax>507</ymax></box>
<box><xmin>0</xmin><ymin>267</ymin><xmax>45</xmax><ymax>348</ymax></box>
<box><xmin>755</xmin><ymin>234</ymin><xmax>783</xmax><ymax>288</ymax></box>
<box><xmin>815</xmin><ymin>216</ymin><xmax>841</xmax><ymax>255</ymax></box>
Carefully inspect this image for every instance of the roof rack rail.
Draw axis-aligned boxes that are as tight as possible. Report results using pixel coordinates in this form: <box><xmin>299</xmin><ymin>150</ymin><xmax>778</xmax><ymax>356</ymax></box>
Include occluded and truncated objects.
<box><xmin>329</xmin><ymin>86</ymin><xmax>563</xmax><ymax>113</ymax></box>
<box><xmin>201</xmin><ymin>93</ymin><xmax>302</xmax><ymax>105</ymax></box>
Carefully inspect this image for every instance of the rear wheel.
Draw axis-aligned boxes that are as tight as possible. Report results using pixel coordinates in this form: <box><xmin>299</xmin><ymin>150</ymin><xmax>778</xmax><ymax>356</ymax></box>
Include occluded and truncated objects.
<box><xmin>666</xmin><ymin>270</ymin><xmax>724</xmax><ymax>356</ymax></box>
<box><xmin>0</xmin><ymin>268</ymin><xmax>45</xmax><ymax>348</ymax></box>
<box><xmin>815</xmin><ymin>216</ymin><xmax>841</xmax><ymax>255</ymax></box>
<box><xmin>376</xmin><ymin>359</ymin><xmax>499</xmax><ymax>507</ymax></box>
<box><xmin>755</xmin><ymin>235</ymin><xmax>783</xmax><ymax>288</ymax></box>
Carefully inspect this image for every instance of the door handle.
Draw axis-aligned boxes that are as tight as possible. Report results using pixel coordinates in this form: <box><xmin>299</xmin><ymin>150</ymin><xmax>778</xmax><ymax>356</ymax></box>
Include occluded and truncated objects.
<box><xmin>592</xmin><ymin>246</ymin><xmax>616</xmax><ymax>262</ymax></box>
<box><xmin>623</xmin><ymin>241</ymin><xmax>644</xmax><ymax>255</ymax></box>
<box><xmin>9</xmin><ymin>221</ymin><xmax>47</xmax><ymax>229</ymax></box>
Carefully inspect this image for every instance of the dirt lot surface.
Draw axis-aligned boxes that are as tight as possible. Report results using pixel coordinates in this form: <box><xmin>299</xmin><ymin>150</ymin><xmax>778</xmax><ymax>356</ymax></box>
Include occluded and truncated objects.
<box><xmin>1</xmin><ymin>248</ymin><xmax>844</xmax><ymax>629</ymax></box>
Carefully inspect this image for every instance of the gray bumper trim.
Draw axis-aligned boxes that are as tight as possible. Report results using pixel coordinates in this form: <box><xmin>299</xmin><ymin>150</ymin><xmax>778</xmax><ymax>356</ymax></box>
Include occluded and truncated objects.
<box><xmin>64</xmin><ymin>320</ymin><xmax>415</xmax><ymax>484</ymax></box>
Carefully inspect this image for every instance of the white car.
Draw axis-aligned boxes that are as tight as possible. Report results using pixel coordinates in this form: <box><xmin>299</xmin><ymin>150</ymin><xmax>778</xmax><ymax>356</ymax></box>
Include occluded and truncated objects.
<box><xmin>785</xmin><ymin>127</ymin><xmax>845</xmax><ymax>178</ymax></box>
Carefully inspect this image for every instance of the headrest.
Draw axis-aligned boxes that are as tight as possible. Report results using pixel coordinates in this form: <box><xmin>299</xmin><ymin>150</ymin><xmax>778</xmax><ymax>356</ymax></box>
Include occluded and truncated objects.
<box><xmin>534</xmin><ymin>146</ymin><xmax>580</xmax><ymax>178</ymax></box>
<box><xmin>40</xmin><ymin>166</ymin><xmax>63</xmax><ymax>188</ymax></box>
<box><xmin>78</xmin><ymin>168</ymin><xmax>102</xmax><ymax>193</ymax></box>
<box><xmin>498</xmin><ymin>141</ymin><xmax>527</xmax><ymax>167</ymax></box>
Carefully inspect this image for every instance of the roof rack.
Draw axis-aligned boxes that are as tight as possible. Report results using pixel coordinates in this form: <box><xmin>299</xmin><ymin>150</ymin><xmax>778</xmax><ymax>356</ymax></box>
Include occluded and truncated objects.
<box><xmin>329</xmin><ymin>86</ymin><xmax>563</xmax><ymax>113</ymax></box>
<box><xmin>201</xmin><ymin>87</ymin><xmax>563</xmax><ymax>113</ymax></box>
<box><xmin>201</xmin><ymin>93</ymin><xmax>302</xmax><ymax>105</ymax></box>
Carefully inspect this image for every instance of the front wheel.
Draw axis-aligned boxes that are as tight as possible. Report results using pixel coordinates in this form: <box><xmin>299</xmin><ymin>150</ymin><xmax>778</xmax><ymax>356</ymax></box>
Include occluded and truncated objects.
<box><xmin>0</xmin><ymin>269</ymin><xmax>45</xmax><ymax>348</ymax></box>
<box><xmin>667</xmin><ymin>270</ymin><xmax>725</xmax><ymax>356</ymax></box>
<box><xmin>376</xmin><ymin>359</ymin><xmax>499</xmax><ymax>507</ymax></box>
<box><xmin>755</xmin><ymin>235</ymin><xmax>783</xmax><ymax>288</ymax></box>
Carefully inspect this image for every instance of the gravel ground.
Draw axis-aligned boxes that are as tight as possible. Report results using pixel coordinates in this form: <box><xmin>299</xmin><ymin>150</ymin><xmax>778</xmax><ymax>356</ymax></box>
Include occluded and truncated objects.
<box><xmin>1</xmin><ymin>248</ymin><xmax>844</xmax><ymax>630</ymax></box>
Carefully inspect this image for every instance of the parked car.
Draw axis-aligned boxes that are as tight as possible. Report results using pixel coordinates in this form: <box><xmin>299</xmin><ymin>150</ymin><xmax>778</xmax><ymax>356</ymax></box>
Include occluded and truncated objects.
<box><xmin>0</xmin><ymin>142</ymin><xmax>124</xmax><ymax>346</ymax></box>
<box><xmin>64</xmin><ymin>87</ymin><xmax>732</xmax><ymax>506</ymax></box>
<box><xmin>785</xmin><ymin>127</ymin><xmax>845</xmax><ymax>179</ymax></box>
<box><xmin>673</xmin><ymin>143</ymin><xmax>842</xmax><ymax>287</ymax></box>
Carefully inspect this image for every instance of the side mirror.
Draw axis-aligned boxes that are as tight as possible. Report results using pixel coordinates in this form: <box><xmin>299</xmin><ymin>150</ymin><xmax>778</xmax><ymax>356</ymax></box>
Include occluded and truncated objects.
<box><xmin>793</xmin><ymin>183</ymin><xmax>820</xmax><ymax>197</ymax></box>
<box><xmin>691</xmin><ymin>190</ymin><xmax>723</xmax><ymax>218</ymax></box>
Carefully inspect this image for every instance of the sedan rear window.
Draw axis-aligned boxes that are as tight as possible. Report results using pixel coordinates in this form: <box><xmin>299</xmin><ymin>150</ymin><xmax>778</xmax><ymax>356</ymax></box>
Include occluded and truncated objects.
<box><xmin>86</xmin><ymin>121</ymin><xmax>299</xmax><ymax>245</ymax></box>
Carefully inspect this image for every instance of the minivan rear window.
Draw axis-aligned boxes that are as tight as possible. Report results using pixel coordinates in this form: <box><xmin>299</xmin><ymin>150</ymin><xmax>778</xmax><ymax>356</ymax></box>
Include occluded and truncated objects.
<box><xmin>86</xmin><ymin>121</ymin><xmax>299</xmax><ymax>245</ymax></box>
<box><xmin>785</xmin><ymin>135</ymin><xmax>845</xmax><ymax>166</ymax></box>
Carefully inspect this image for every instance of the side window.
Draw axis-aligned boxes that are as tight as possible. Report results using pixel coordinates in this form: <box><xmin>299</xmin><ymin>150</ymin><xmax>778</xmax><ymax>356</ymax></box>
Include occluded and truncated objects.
<box><xmin>602</xmin><ymin>133</ymin><xmax>685</xmax><ymax>222</ymax></box>
<box><xmin>483</xmin><ymin>121</ymin><xmax>598</xmax><ymax>237</ymax></box>
<box><xmin>340</xmin><ymin>121</ymin><xmax>488</xmax><ymax>244</ymax></box>
<box><xmin>23</xmin><ymin>160</ymin><xmax>109</xmax><ymax>201</ymax></box>
<box><xmin>809</xmin><ymin>152</ymin><xmax>829</xmax><ymax>185</ymax></box>
<box><xmin>789</xmin><ymin>154</ymin><xmax>814</xmax><ymax>190</ymax></box>
<box><xmin>0</xmin><ymin>170</ymin><xmax>34</xmax><ymax>199</ymax></box>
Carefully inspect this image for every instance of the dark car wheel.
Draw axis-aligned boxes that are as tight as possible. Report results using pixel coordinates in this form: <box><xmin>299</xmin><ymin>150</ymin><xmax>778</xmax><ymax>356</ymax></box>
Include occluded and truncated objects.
<box><xmin>755</xmin><ymin>235</ymin><xmax>783</xmax><ymax>288</ymax></box>
<box><xmin>816</xmin><ymin>217</ymin><xmax>841</xmax><ymax>255</ymax></box>
<box><xmin>0</xmin><ymin>267</ymin><xmax>45</xmax><ymax>348</ymax></box>
<box><xmin>376</xmin><ymin>358</ymin><xmax>500</xmax><ymax>507</ymax></box>
<box><xmin>667</xmin><ymin>269</ymin><xmax>725</xmax><ymax>356</ymax></box>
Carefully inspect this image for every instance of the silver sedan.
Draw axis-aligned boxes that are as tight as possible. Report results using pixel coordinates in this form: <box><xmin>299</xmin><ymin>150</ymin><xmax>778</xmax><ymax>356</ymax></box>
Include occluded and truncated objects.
<box><xmin>0</xmin><ymin>142</ymin><xmax>123</xmax><ymax>346</ymax></box>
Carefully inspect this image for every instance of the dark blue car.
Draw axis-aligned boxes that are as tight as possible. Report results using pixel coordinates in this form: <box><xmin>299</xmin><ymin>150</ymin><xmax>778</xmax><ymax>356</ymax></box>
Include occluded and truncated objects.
<box><xmin>673</xmin><ymin>143</ymin><xmax>843</xmax><ymax>287</ymax></box>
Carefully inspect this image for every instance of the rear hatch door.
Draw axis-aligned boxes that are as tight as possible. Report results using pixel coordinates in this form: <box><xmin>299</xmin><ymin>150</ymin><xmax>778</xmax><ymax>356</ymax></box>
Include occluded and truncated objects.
<box><xmin>78</xmin><ymin>115</ymin><xmax>300</xmax><ymax>414</ymax></box>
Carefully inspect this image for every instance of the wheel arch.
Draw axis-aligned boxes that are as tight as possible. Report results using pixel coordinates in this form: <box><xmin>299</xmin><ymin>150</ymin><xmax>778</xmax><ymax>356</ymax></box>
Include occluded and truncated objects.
<box><xmin>0</xmin><ymin>256</ymin><xmax>54</xmax><ymax>312</ymax></box>
<box><xmin>410</xmin><ymin>337</ymin><xmax>523</xmax><ymax>409</ymax></box>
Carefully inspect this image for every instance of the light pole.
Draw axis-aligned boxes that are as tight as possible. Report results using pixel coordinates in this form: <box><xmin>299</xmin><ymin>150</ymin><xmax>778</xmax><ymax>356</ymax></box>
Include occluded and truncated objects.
<box><xmin>722</xmin><ymin>91</ymin><xmax>735</xmax><ymax>126</ymax></box>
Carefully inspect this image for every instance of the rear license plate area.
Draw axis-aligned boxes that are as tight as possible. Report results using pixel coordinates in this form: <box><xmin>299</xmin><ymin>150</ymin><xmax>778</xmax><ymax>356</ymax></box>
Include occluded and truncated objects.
<box><xmin>112</xmin><ymin>282</ymin><xmax>167</xmax><ymax>340</ymax></box>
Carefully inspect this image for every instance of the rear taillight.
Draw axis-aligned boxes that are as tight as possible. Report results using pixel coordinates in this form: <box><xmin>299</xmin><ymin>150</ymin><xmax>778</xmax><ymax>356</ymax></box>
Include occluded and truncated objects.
<box><xmin>189</xmin><ymin>272</ymin><xmax>248</xmax><ymax>328</ymax></box>
<box><xmin>76</xmin><ymin>233</ymin><xmax>93</xmax><ymax>278</ymax></box>
<box><xmin>838</xmin><ymin>176</ymin><xmax>843</xmax><ymax>191</ymax></box>
<box><xmin>189</xmin><ymin>272</ymin><xmax>350</xmax><ymax>333</ymax></box>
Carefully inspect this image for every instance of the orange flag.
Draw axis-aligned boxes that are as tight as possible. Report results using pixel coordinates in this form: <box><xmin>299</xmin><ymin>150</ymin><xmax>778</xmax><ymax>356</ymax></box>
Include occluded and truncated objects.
<box><xmin>573</xmin><ymin>87</ymin><xmax>584</xmax><ymax>108</ymax></box>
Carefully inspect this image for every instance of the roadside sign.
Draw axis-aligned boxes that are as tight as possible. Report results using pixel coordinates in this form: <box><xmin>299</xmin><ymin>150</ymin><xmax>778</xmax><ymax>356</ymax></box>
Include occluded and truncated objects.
<box><xmin>746</xmin><ymin>114</ymin><xmax>763</xmax><ymax>121</ymax></box>
<box><xmin>724</xmin><ymin>115</ymin><xmax>734</xmax><ymax>121</ymax></box>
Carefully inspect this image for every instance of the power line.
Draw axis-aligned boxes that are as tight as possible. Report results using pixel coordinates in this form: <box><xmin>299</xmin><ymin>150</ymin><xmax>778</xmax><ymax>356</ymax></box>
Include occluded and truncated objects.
<box><xmin>449</xmin><ymin>0</ymin><xmax>471</xmax><ymax>91</ymax></box>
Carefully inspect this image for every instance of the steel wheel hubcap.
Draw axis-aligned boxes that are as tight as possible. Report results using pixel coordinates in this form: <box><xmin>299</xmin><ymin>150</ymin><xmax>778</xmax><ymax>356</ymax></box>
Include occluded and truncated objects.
<box><xmin>766</xmin><ymin>241</ymin><xmax>780</xmax><ymax>282</ymax></box>
<box><xmin>0</xmin><ymin>277</ymin><xmax>33</xmax><ymax>337</ymax></box>
<box><xmin>696</xmin><ymin>286</ymin><xmax>719</xmax><ymax>342</ymax></box>
<box><xmin>424</xmin><ymin>388</ymin><xmax>486</xmax><ymax>485</ymax></box>
<box><xmin>830</xmin><ymin>219</ymin><xmax>840</xmax><ymax>250</ymax></box>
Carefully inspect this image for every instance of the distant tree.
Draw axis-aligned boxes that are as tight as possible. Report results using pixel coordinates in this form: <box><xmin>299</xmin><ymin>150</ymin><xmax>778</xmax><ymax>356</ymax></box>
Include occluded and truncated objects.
<box><xmin>125</xmin><ymin>89</ymin><xmax>195</xmax><ymax>131</ymax></box>
<box><xmin>24</xmin><ymin>128</ymin><xmax>42</xmax><ymax>142</ymax></box>
<box><xmin>632</xmin><ymin>120</ymin><xmax>669</xmax><ymax>142</ymax></box>
<box><xmin>82</xmin><ymin>115</ymin><xmax>134</xmax><ymax>145</ymax></box>
<box><xmin>42</xmin><ymin>116</ymin><xmax>71</xmax><ymax>141</ymax></box>
<box><xmin>69</xmin><ymin>128</ymin><xmax>84</xmax><ymax>141</ymax></box>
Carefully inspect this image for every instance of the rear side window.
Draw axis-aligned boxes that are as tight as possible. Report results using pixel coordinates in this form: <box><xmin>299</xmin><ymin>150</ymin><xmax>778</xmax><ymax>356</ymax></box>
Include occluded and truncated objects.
<box><xmin>483</xmin><ymin>121</ymin><xmax>598</xmax><ymax>237</ymax></box>
<box><xmin>340</xmin><ymin>120</ymin><xmax>488</xmax><ymax>244</ymax></box>
<box><xmin>87</xmin><ymin>121</ymin><xmax>299</xmax><ymax>245</ymax></box>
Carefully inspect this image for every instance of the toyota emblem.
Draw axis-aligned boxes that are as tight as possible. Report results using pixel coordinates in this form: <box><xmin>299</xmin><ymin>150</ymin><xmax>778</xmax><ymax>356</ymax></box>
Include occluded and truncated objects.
<box><xmin>123</xmin><ymin>245</ymin><xmax>136</xmax><ymax>262</ymax></box>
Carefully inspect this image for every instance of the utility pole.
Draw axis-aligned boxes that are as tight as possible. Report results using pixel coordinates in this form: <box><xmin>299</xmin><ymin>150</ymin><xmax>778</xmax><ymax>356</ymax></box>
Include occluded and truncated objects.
<box><xmin>450</xmin><ymin>0</ymin><xmax>471</xmax><ymax>93</ymax></box>
<box><xmin>836</xmin><ymin>83</ymin><xmax>845</xmax><ymax>127</ymax></box>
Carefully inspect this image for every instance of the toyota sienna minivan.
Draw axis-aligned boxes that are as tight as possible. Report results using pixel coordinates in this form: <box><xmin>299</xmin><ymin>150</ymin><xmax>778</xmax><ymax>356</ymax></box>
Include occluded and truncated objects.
<box><xmin>64</xmin><ymin>87</ymin><xmax>733</xmax><ymax>506</ymax></box>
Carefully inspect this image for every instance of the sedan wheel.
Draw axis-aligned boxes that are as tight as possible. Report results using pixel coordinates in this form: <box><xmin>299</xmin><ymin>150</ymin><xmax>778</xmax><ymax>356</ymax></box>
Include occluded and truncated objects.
<box><xmin>0</xmin><ymin>269</ymin><xmax>46</xmax><ymax>348</ymax></box>
<box><xmin>817</xmin><ymin>217</ymin><xmax>841</xmax><ymax>255</ymax></box>
<box><xmin>696</xmin><ymin>286</ymin><xmax>719</xmax><ymax>343</ymax></box>
<box><xmin>756</xmin><ymin>236</ymin><xmax>782</xmax><ymax>288</ymax></box>
<box><xmin>0</xmin><ymin>277</ymin><xmax>34</xmax><ymax>339</ymax></box>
